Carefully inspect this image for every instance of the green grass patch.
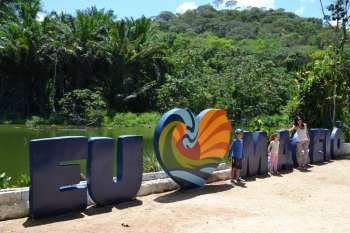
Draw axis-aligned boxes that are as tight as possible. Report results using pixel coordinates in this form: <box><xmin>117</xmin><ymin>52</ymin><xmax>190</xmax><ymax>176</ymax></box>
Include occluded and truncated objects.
<box><xmin>103</xmin><ymin>112</ymin><xmax>161</xmax><ymax>128</ymax></box>
<box><xmin>0</xmin><ymin>172</ymin><xmax>30</xmax><ymax>189</ymax></box>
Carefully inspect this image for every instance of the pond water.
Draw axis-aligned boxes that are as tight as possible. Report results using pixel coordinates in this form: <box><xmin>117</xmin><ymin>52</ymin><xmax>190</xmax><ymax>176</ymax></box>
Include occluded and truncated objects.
<box><xmin>0</xmin><ymin>125</ymin><xmax>155</xmax><ymax>180</ymax></box>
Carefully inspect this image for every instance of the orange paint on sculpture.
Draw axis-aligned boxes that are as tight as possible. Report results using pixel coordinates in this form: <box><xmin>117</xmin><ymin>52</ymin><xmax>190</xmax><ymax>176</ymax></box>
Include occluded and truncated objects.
<box><xmin>173</xmin><ymin>109</ymin><xmax>231</xmax><ymax>160</ymax></box>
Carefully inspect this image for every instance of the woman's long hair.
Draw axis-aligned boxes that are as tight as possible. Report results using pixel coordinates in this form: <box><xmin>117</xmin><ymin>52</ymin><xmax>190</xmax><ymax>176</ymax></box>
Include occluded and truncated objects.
<box><xmin>294</xmin><ymin>116</ymin><xmax>304</xmax><ymax>128</ymax></box>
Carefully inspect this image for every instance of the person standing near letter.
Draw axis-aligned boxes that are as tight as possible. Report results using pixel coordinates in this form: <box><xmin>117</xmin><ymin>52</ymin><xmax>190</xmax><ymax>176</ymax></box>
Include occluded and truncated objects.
<box><xmin>229</xmin><ymin>129</ymin><xmax>245</xmax><ymax>185</ymax></box>
<box><xmin>268</xmin><ymin>133</ymin><xmax>280</xmax><ymax>175</ymax></box>
<box><xmin>290</xmin><ymin>116</ymin><xmax>310</xmax><ymax>170</ymax></box>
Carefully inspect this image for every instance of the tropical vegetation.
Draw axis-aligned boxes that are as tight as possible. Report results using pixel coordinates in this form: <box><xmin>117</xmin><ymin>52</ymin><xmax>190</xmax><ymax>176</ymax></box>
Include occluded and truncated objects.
<box><xmin>0</xmin><ymin>0</ymin><xmax>349</xmax><ymax>139</ymax></box>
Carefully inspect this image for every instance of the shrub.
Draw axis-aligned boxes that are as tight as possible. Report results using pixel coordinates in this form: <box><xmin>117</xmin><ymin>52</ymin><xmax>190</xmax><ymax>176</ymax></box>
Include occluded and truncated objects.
<box><xmin>247</xmin><ymin>114</ymin><xmax>291</xmax><ymax>136</ymax></box>
<box><xmin>0</xmin><ymin>172</ymin><xmax>12</xmax><ymax>189</ymax></box>
<box><xmin>58</xmin><ymin>89</ymin><xmax>106</xmax><ymax>126</ymax></box>
<box><xmin>15</xmin><ymin>174</ymin><xmax>30</xmax><ymax>187</ymax></box>
<box><xmin>340</xmin><ymin>108</ymin><xmax>350</xmax><ymax>142</ymax></box>
<box><xmin>104</xmin><ymin>112</ymin><xmax>161</xmax><ymax>127</ymax></box>
<box><xmin>144</xmin><ymin>151</ymin><xmax>161</xmax><ymax>172</ymax></box>
<box><xmin>25</xmin><ymin>116</ymin><xmax>48</xmax><ymax>128</ymax></box>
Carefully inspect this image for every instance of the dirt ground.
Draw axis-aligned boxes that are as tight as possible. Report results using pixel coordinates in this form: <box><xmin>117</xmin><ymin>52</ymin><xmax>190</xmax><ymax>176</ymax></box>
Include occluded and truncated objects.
<box><xmin>1</xmin><ymin>158</ymin><xmax>350</xmax><ymax>233</ymax></box>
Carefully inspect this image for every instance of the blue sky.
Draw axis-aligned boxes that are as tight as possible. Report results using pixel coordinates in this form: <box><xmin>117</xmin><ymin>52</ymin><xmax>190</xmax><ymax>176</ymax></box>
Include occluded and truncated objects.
<box><xmin>40</xmin><ymin>0</ymin><xmax>333</xmax><ymax>19</ymax></box>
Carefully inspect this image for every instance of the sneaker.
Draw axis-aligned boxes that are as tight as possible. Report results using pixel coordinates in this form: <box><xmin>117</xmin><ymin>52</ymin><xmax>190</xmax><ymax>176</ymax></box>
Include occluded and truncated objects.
<box><xmin>237</xmin><ymin>177</ymin><xmax>245</xmax><ymax>183</ymax></box>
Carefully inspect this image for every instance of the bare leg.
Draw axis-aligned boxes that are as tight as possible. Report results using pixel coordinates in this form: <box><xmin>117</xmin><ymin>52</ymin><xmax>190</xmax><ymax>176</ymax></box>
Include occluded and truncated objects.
<box><xmin>272</xmin><ymin>153</ymin><xmax>278</xmax><ymax>173</ymax></box>
<box><xmin>231</xmin><ymin>158</ymin><xmax>235</xmax><ymax>180</ymax></box>
<box><xmin>303</xmin><ymin>141</ymin><xmax>310</xmax><ymax>167</ymax></box>
<box><xmin>297</xmin><ymin>143</ymin><xmax>303</xmax><ymax>168</ymax></box>
<box><xmin>236</xmin><ymin>169</ymin><xmax>240</xmax><ymax>180</ymax></box>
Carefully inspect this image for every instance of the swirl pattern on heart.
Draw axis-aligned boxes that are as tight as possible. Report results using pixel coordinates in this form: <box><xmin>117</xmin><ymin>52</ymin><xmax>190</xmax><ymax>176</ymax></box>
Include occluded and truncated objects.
<box><xmin>153</xmin><ymin>108</ymin><xmax>232</xmax><ymax>188</ymax></box>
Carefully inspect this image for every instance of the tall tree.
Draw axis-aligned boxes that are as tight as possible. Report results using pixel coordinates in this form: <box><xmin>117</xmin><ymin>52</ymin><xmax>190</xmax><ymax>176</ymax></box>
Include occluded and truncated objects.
<box><xmin>319</xmin><ymin>0</ymin><xmax>350</xmax><ymax>122</ymax></box>
<box><xmin>0</xmin><ymin>0</ymin><xmax>46</xmax><ymax>116</ymax></box>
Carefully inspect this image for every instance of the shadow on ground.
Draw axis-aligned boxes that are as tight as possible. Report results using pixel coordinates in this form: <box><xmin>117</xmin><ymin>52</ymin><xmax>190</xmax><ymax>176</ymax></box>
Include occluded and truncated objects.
<box><xmin>154</xmin><ymin>183</ymin><xmax>233</xmax><ymax>203</ymax></box>
<box><xmin>23</xmin><ymin>212</ymin><xmax>85</xmax><ymax>228</ymax></box>
<box><xmin>22</xmin><ymin>199</ymin><xmax>143</xmax><ymax>228</ymax></box>
<box><xmin>340</xmin><ymin>154</ymin><xmax>350</xmax><ymax>160</ymax></box>
<box><xmin>244</xmin><ymin>173</ymin><xmax>272</xmax><ymax>182</ymax></box>
<box><xmin>312</xmin><ymin>161</ymin><xmax>334</xmax><ymax>166</ymax></box>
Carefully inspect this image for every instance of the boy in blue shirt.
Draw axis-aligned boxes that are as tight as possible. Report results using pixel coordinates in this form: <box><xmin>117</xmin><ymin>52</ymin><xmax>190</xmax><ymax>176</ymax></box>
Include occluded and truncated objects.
<box><xmin>229</xmin><ymin>129</ymin><xmax>245</xmax><ymax>184</ymax></box>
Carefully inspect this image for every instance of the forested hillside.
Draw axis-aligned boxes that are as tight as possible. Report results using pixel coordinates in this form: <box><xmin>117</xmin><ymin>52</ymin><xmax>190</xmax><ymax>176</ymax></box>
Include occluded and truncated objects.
<box><xmin>155</xmin><ymin>5</ymin><xmax>328</xmax><ymax>48</ymax></box>
<box><xmin>153</xmin><ymin>4</ymin><xmax>349</xmax><ymax>130</ymax></box>
<box><xmin>0</xmin><ymin>1</ymin><xmax>349</xmax><ymax>135</ymax></box>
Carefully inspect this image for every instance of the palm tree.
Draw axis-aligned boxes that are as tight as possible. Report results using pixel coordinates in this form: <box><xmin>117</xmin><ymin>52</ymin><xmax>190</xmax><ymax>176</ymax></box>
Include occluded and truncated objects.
<box><xmin>0</xmin><ymin>2</ymin><xmax>172</xmax><ymax>118</ymax></box>
<box><xmin>104</xmin><ymin>16</ymin><xmax>171</xmax><ymax>111</ymax></box>
<box><xmin>0</xmin><ymin>0</ymin><xmax>47</xmax><ymax>117</ymax></box>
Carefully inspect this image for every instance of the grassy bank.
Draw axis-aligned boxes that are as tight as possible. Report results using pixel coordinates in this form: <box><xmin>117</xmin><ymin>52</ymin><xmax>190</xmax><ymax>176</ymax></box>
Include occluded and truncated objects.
<box><xmin>103</xmin><ymin>112</ymin><xmax>161</xmax><ymax>128</ymax></box>
<box><xmin>0</xmin><ymin>173</ymin><xmax>30</xmax><ymax>189</ymax></box>
<box><xmin>0</xmin><ymin>112</ymin><xmax>162</xmax><ymax>128</ymax></box>
<box><xmin>2</xmin><ymin>112</ymin><xmax>349</xmax><ymax>141</ymax></box>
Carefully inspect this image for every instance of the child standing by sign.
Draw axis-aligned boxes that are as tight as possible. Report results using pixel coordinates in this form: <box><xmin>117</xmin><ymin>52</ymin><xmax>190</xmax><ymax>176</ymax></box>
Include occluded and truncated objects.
<box><xmin>229</xmin><ymin>129</ymin><xmax>245</xmax><ymax>184</ymax></box>
<box><xmin>268</xmin><ymin>133</ymin><xmax>280</xmax><ymax>175</ymax></box>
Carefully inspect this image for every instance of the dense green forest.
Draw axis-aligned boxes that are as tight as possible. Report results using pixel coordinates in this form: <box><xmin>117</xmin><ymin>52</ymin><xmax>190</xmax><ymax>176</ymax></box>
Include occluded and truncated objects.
<box><xmin>0</xmin><ymin>0</ymin><xmax>349</xmax><ymax>136</ymax></box>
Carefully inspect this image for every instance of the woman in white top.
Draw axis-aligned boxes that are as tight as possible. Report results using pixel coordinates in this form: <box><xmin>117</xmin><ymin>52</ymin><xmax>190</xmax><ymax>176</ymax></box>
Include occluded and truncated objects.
<box><xmin>290</xmin><ymin>116</ymin><xmax>310</xmax><ymax>169</ymax></box>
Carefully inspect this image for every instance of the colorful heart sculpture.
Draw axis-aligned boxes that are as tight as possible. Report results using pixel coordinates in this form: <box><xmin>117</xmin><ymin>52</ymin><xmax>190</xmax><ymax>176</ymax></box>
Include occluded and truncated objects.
<box><xmin>153</xmin><ymin>108</ymin><xmax>232</xmax><ymax>188</ymax></box>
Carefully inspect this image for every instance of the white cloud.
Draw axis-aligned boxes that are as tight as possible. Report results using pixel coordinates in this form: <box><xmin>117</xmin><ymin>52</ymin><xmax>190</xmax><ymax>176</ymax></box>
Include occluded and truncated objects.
<box><xmin>176</xmin><ymin>2</ymin><xmax>198</xmax><ymax>14</ymax></box>
<box><xmin>216</xmin><ymin>0</ymin><xmax>275</xmax><ymax>9</ymax></box>
<box><xmin>330</xmin><ymin>20</ymin><xmax>338</xmax><ymax>27</ymax></box>
<box><xmin>300</xmin><ymin>0</ymin><xmax>315</xmax><ymax>3</ymax></box>
<box><xmin>295</xmin><ymin>6</ymin><xmax>305</xmax><ymax>15</ymax></box>
<box><xmin>237</xmin><ymin>0</ymin><xmax>275</xmax><ymax>9</ymax></box>
<box><xmin>37</xmin><ymin>12</ymin><xmax>45</xmax><ymax>22</ymax></box>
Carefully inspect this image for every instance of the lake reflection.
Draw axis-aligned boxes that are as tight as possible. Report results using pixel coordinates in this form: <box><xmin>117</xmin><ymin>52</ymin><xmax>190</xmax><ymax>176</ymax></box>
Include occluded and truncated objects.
<box><xmin>0</xmin><ymin>125</ymin><xmax>154</xmax><ymax>180</ymax></box>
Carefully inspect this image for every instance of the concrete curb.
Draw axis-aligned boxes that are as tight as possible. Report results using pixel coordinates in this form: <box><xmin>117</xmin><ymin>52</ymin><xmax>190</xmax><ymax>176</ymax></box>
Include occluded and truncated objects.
<box><xmin>342</xmin><ymin>143</ymin><xmax>350</xmax><ymax>155</ymax></box>
<box><xmin>0</xmin><ymin>188</ymin><xmax>29</xmax><ymax>220</ymax></box>
<box><xmin>1</xmin><ymin>144</ymin><xmax>349</xmax><ymax>221</ymax></box>
<box><xmin>0</xmin><ymin>164</ymin><xmax>230</xmax><ymax>221</ymax></box>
